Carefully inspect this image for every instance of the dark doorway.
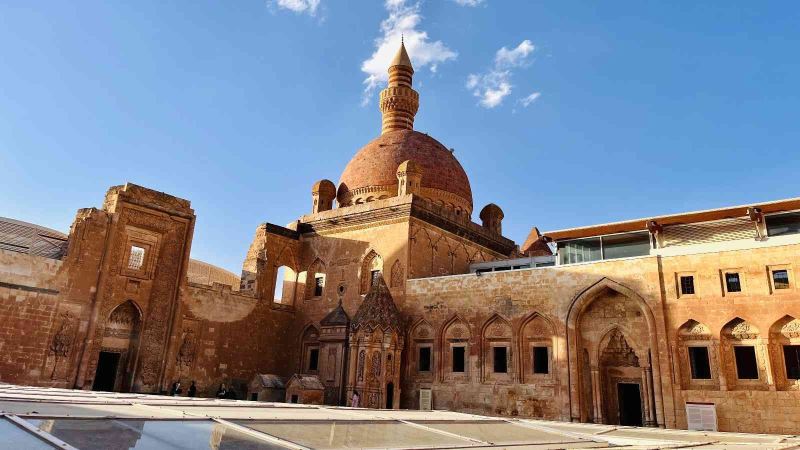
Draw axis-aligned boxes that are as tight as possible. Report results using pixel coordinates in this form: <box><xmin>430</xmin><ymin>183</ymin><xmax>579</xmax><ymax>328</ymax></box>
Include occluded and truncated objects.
<box><xmin>617</xmin><ymin>383</ymin><xmax>643</xmax><ymax>426</ymax></box>
<box><xmin>92</xmin><ymin>352</ymin><xmax>121</xmax><ymax>392</ymax></box>
<box><xmin>386</xmin><ymin>383</ymin><xmax>394</xmax><ymax>409</ymax></box>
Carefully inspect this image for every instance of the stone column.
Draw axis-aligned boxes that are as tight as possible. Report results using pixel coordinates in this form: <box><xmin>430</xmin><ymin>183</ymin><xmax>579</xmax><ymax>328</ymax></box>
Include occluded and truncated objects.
<box><xmin>643</xmin><ymin>366</ymin><xmax>656</xmax><ymax>426</ymax></box>
<box><xmin>591</xmin><ymin>367</ymin><xmax>603</xmax><ymax>423</ymax></box>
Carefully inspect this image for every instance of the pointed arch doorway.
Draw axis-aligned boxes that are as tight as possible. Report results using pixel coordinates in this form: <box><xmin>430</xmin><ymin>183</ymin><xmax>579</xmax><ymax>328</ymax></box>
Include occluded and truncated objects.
<box><xmin>92</xmin><ymin>300</ymin><xmax>142</xmax><ymax>392</ymax></box>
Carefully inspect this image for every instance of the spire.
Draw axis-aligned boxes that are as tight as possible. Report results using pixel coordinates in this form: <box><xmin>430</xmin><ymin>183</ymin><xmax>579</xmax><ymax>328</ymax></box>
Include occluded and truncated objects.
<box><xmin>390</xmin><ymin>38</ymin><xmax>413</xmax><ymax>69</ymax></box>
<box><xmin>379</xmin><ymin>40</ymin><xmax>419</xmax><ymax>134</ymax></box>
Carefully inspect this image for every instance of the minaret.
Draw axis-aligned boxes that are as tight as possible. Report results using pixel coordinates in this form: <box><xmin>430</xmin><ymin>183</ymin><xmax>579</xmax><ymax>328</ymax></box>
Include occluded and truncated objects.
<box><xmin>379</xmin><ymin>39</ymin><xmax>420</xmax><ymax>134</ymax></box>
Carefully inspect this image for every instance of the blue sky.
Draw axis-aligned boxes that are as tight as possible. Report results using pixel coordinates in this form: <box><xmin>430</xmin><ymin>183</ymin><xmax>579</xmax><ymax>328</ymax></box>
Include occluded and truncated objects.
<box><xmin>1</xmin><ymin>1</ymin><xmax>798</xmax><ymax>274</ymax></box>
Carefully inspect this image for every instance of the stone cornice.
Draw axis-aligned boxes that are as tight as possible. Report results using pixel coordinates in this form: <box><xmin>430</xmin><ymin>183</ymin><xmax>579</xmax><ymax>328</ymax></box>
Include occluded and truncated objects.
<box><xmin>298</xmin><ymin>195</ymin><xmax>516</xmax><ymax>255</ymax></box>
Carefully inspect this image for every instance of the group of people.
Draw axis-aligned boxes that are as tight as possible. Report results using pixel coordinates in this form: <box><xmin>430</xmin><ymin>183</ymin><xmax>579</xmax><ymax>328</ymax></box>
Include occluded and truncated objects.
<box><xmin>168</xmin><ymin>380</ymin><xmax>238</xmax><ymax>400</ymax></box>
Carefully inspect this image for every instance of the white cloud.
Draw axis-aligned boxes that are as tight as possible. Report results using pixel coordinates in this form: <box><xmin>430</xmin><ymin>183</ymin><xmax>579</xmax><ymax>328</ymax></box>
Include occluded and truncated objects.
<box><xmin>519</xmin><ymin>91</ymin><xmax>541</xmax><ymax>107</ymax></box>
<box><xmin>273</xmin><ymin>0</ymin><xmax>321</xmax><ymax>16</ymax></box>
<box><xmin>467</xmin><ymin>39</ymin><xmax>535</xmax><ymax>109</ymax></box>
<box><xmin>361</xmin><ymin>0</ymin><xmax>457</xmax><ymax>105</ymax></box>
<box><xmin>495</xmin><ymin>40</ymin><xmax>534</xmax><ymax>69</ymax></box>
<box><xmin>452</xmin><ymin>0</ymin><xmax>484</xmax><ymax>6</ymax></box>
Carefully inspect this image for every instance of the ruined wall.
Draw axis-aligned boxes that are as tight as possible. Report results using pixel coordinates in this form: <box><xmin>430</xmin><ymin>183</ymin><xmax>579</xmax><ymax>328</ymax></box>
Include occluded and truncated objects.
<box><xmin>171</xmin><ymin>282</ymin><xmax>295</xmax><ymax>398</ymax></box>
<box><xmin>0</xmin><ymin>249</ymin><xmax>66</xmax><ymax>384</ymax></box>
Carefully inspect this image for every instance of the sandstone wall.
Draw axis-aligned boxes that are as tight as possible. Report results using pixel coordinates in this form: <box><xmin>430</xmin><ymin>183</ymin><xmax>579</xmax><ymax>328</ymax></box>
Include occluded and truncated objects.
<box><xmin>174</xmin><ymin>283</ymin><xmax>295</xmax><ymax>398</ymax></box>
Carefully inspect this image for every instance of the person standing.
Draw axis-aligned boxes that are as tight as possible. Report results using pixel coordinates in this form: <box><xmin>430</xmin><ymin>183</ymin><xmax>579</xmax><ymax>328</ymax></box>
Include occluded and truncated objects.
<box><xmin>351</xmin><ymin>390</ymin><xmax>360</xmax><ymax>408</ymax></box>
<box><xmin>170</xmin><ymin>381</ymin><xmax>182</xmax><ymax>397</ymax></box>
<box><xmin>188</xmin><ymin>381</ymin><xmax>197</xmax><ymax>398</ymax></box>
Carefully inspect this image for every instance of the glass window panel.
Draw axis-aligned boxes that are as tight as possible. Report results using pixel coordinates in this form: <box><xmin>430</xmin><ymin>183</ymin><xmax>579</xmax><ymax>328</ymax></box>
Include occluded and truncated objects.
<box><xmin>784</xmin><ymin>345</ymin><xmax>800</xmax><ymax>379</ymax></box>
<box><xmin>725</xmin><ymin>273</ymin><xmax>742</xmax><ymax>292</ymax></box>
<box><xmin>734</xmin><ymin>346</ymin><xmax>759</xmax><ymax>379</ymax></box>
<box><xmin>773</xmin><ymin>270</ymin><xmax>790</xmax><ymax>289</ymax></box>
<box><xmin>688</xmin><ymin>346</ymin><xmax>712</xmax><ymax>379</ymax></box>
<box><xmin>414</xmin><ymin>421</ymin><xmax>579</xmax><ymax>445</ymax></box>
<box><xmin>24</xmin><ymin>418</ymin><xmax>284</xmax><ymax>450</ymax></box>
<box><xmin>558</xmin><ymin>238</ymin><xmax>601</xmax><ymax>265</ymax></box>
<box><xmin>680</xmin><ymin>276</ymin><xmax>695</xmax><ymax>295</ymax></box>
<box><xmin>0</xmin><ymin>418</ymin><xmax>53</xmax><ymax>449</ymax></box>
<box><xmin>237</xmin><ymin>420</ymin><xmax>472</xmax><ymax>449</ymax></box>
<box><xmin>601</xmin><ymin>232</ymin><xmax>651</xmax><ymax>260</ymax></box>
<box><xmin>766</xmin><ymin>212</ymin><xmax>800</xmax><ymax>237</ymax></box>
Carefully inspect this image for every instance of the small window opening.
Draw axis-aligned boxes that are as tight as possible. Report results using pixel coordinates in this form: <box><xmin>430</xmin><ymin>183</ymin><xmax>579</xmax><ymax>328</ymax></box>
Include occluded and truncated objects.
<box><xmin>533</xmin><ymin>346</ymin><xmax>549</xmax><ymax>374</ymax></box>
<box><xmin>452</xmin><ymin>346</ymin><xmax>465</xmax><ymax>373</ymax></box>
<box><xmin>128</xmin><ymin>246</ymin><xmax>145</xmax><ymax>270</ymax></box>
<box><xmin>688</xmin><ymin>346</ymin><xmax>712</xmax><ymax>379</ymax></box>
<box><xmin>370</xmin><ymin>270</ymin><xmax>381</xmax><ymax>287</ymax></box>
<box><xmin>784</xmin><ymin>345</ymin><xmax>800</xmax><ymax>379</ymax></box>
<box><xmin>734</xmin><ymin>346</ymin><xmax>758</xmax><ymax>379</ymax></box>
<box><xmin>725</xmin><ymin>272</ymin><xmax>742</xmax><ymax>293</ymax></box>
<box><xmin>773</xmin><ymin>270</ymin><xmax>790</xmax><ymax>290</ymax></box>
<box><xmin>308</xmin><ymin>348</ymin><xmax>319</xmax><ymax>372</ymax></box>
<box><xmin>418</xmin><ymin>347</ymin><xmax>431</xmax><ymax>372</ymax></box>
<box><xmin>493</xmin><ymin>346</ymin><xmax>508</xmax><ymax>373</ymax></box>
<box><xmin>680</xmin><ymin>276</ymin><xmax>695</xmax><ymax>295</ymax></box>
<box><xmin>314</xmin><ymin>276</ymin><xmax>325</xmax><ymax>296</ymax></box>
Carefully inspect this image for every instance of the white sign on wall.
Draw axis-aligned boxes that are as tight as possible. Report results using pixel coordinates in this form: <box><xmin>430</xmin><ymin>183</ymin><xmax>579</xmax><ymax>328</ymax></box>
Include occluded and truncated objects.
<box><xmin>686</xmin><ymin>402</ymin><xmax>717</xmax><ymax>431</ymax></box>
<box><xmin>419</xmin><ymin>389</ymin><xmax>432</xmax><ymax>411</ymax></box>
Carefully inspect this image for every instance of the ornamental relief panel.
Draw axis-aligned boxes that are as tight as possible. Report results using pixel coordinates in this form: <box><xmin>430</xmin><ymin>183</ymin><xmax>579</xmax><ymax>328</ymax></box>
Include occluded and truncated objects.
<box><xmin>84</xmin><ymin>206</ymin><xmax>188</xmax><ymax>390</ymax></box>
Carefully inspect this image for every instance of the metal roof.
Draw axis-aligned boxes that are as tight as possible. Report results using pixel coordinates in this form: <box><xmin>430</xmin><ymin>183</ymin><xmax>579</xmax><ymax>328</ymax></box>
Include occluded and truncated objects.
<box><xmin>0</xmin><ymin>217</ymin><xmax>68</xmax><ymax>259</ymax></box>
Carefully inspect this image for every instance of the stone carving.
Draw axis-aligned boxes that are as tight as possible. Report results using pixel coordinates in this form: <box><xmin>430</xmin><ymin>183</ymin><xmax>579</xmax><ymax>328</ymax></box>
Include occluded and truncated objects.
<box><xmin>326</xmin><ymin>348</ymin><xmax>337</xmax><ymax>381</ymax></box>
<box><xmin>727</xmin><ymin>320</ymin><xmax>759</xmax><ymax>340</ymax></box>
<box><xmin>386</xmin><ymin>353</ymin><xmax>393</xmax><ymax>378</ymax></box>
<box><xmin>390</xmin><ymin>260</ymin><xmax>404</xmax><ymax>288</ymax></box>
<box><xmin>367</xmin><ymin>392</ymin><xmax>379</xmax><ymax>408</ymax></box>
<box><xmin>357</xmin><ymin>350</ymin><xmax>366</xmax><ymax>381</ymax></box>
<box><xmin>109</xmin><ymin>301</ymin><xmax>138</xmax><ymax>326</ymax></box>
<box><xmin>601</xmin><ymin>329</ymin><xmax>640</xmax><ymax>367</ymax></box>
<box><xmin>780</xmin><ymin>319</ymin><xmax>800</xmax><ymax>339</ymax></box>
<box><xmin>49</xmin><ymin>312</ymin><xmax>76</xmax><ymax>380</ymax></box>
<box><xmin>176</xmin><ymin>329</ymin><xmax>196</xmax><ymax>369</ymax></box>
<box><xmin>371</xmin><ymin>351</ymin><xmax>382</xmax><ymax>379</ymax></box>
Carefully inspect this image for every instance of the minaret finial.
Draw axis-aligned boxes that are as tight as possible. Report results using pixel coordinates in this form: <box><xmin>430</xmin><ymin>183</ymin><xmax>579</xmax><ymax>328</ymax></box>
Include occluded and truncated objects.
<box><xmin>379</xmin><ymin>40</ymin><xmax>419</xmax><ymax>134</ymax></box>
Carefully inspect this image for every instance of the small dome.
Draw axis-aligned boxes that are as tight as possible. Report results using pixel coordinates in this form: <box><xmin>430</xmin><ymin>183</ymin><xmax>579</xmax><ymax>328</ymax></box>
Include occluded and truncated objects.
<box><xmin>312</xmin><ymin>179</ymin><xmax>336</xmax><ymax>196</ymax></box>
<box><xmin>338</xmin><ymin>130</ymin><xmax>472</xmax><ymax>212</ymax></box>
<box><xmin>396</xmin><ymin>159</ymin><xmax>422</xmax><ymax>175</ymax></box>
<box><xmin>479</xmin><ymin>203</ymin><xmax>504</xmax><ymax>221</ymax></box>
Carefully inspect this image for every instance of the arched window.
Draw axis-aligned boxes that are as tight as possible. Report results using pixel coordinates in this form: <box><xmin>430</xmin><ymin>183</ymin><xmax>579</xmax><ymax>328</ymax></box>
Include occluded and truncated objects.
<box><xmin>520</xmin><ymin>313</ymin><xmax>555</xmax><ymax>383</ymax></box>
<box><xmin>482</xmin><ymin>314</ymin><xmax>513</xmax><ymax>383</ymax></box>
<box><xmin>769</xmin><ymin>315</ymin><xmax>800</xmax><ymax>390</ymax></box>
<box><xmin>677</xmin><ymin>320</ymin><xmax>718</xmax><ymax>390</ymax></box>
<box><xmin>304</xmin><ymin>259</ymin><xmax>327</xmax><ymax>300</ymax></box>
<box><xmin>300</xmin><ymin>325</ymin><xmax>320</xmax><ymax>374</ymax></box>
<box><xmin>410</xmin><ymin>319</ymin><xmax>434</xmax><ymax>379</ymax></box>
<box><xmin>442</xmin><ymin>316</ymin><xmax>471</xmax><ymax>381</ymax></box>
<box><xmin>360</xmin><ymin>250</ymin><xmax>383</xmax><ymax>294</ymax></box>
<box><xmin>274</xmin><ymin>265</ymin><xmax>300</xmax><ymax>305</ymax></box>
<box><xmin>721</xmin><ymin>318</ymin><xmax>765</xmax><ymax>389</ymax></box>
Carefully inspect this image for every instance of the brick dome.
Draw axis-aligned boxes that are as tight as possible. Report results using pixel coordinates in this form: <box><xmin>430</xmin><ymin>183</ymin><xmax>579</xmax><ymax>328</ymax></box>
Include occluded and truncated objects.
<box><xmin>337</xmin><ymin>130</ymin><xmax>473</xmax><ymax>214</ymax></box>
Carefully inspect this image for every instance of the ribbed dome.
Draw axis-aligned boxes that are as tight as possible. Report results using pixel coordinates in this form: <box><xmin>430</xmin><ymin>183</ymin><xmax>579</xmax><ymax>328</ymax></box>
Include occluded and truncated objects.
<box><xmin>337</xmin><ymin>130</ymin><xmax>473</xmax><ymax>213</ymax></box>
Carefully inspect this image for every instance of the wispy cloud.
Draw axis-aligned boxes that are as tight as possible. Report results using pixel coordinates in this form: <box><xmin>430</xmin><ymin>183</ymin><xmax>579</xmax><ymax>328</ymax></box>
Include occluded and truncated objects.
<box><xmin>361</xmin><ymin>0</ymin><xmax>457</xmax><ymax>105</ymax></box>
<box><xmin>519</xmin><ymin>91</ymin><xmax>541</xmax><ymax>107</ymax></box>
<box><xmin>452</xmin><ymin>0</ymin><xmax>485</xmax><ymax>6</ymax></box>
<box><xmin>271</xmin><ymin>0</ymin><xmax>321</xmax><ymax>16</ymax></box>
<box><xmin>467</xmin><ymin>40</ymin><xmax>535</xmax><ymax>109</ymax></box>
